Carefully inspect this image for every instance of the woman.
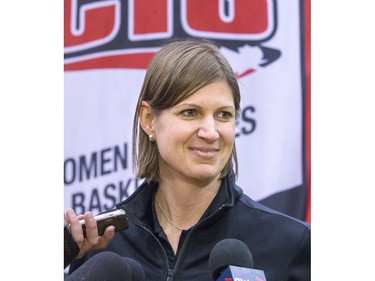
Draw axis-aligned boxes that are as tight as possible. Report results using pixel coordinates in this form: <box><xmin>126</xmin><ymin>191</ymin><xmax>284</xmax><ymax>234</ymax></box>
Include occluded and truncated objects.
<box><xmin>67</xmin><ymin>38</ymin><xmax>311</xmax><ymax>280</ymax></box>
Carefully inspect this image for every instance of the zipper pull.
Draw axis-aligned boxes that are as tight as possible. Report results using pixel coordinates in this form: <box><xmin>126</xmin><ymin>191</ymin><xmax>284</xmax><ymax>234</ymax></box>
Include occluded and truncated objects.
<box><xmin>166</xmin><ymin>268</ymin><xmax>173</xmax><ymax>281</ymax></box>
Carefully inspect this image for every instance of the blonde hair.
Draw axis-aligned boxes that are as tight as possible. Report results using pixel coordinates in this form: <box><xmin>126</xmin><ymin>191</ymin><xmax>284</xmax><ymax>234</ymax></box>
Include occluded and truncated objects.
<box><xmin>132</xmin><ymin>38</ymin><xmax>241</xmax><ymax>182</ymax></box>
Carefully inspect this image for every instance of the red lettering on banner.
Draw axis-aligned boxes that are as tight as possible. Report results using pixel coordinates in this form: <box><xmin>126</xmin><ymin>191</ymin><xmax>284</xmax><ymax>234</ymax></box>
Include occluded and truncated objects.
<box><xmin>181</xmin><ymin>0</ymin><xmax>273</xmax><ymax>40</ymax></box>
<box><xmin>64</xmin><ymin>0</ymin><xmax>278</xmax><ymax>72</ymax></box>
<box><xmin>64</xmin><ymin>52</ymin><xmax>155</xmax><ymax>71</ymax></box>
<box><xmin>64</xmin><ymin>0</ymin><xmax>121</xmax><ymax>53</ymax></box>
<box><xmin>129</xmin><ymin>0</ymin><xmax>172</xmax><ymax>40</ymax></box>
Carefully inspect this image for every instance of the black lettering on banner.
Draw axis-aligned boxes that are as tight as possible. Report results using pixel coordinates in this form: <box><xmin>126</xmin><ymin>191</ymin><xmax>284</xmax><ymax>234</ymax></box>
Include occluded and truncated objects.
<box><xmin>64</xmin><ymin>158</ymin><xmax>76</xmax><ymax>185</ymax></box>
<box><xmin>70</xmin><ymin>178</ymin><xmax>140</xmax><ymax>214</ymax></box>
<box><xmin>79</xmin><ymin>152</ymin><xmax>97</xmax><ymax>182</ymax></box>
<box><xmin>119</xmin><ymin>178</ymin><xmax>136</xmax><ymax>201</ymax></box>
<box><xmin>72</xmin><ymin>193</ymin><xmax>85</xmax><ymax>215</ymax></box>
<box><xmin>104</xmin><ymin>183</ymin><xmax>117</xmax><ymax>210</ymax></box>
<box><xmin>64</xmin><ymin>143</ymin><xmax>128</xmax><ymax>185</ymax></box>
<box><xmin>241</xmin><ymin>105</ymin><xmax>257</xmax><ymax>135</ymax></box>
<box><xmin>114</xmin><ymin>145</ymin><xmax>127</xmax><ymax>171</ymax></box>
<box><xmin>100</xmin><ymin>147</ymin><xmax>112</xmax><ymax>175</ymax></box>
<box><xmin>89</xmin><ymin>189</ymin><xmax>101</xmax><ymax>213</ymax></box>
<box><xmin>236</xmin><ymin>105</ymin><xmax>257</xmax><ymax>137</ymax></box>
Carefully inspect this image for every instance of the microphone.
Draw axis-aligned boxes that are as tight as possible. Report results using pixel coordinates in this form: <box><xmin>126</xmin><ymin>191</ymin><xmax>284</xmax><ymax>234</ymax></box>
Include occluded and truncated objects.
<box><xmin>123</xmin><ymin>256</ymin><xmax>146</xmax><ymax>280</ymax></box>
<box><xmin>64</xmin><ymin>225</ymin><xmax>79</xmax><ymax>269</ymax></box>
<box><xmin>65</xmin><ymin>251</ymin><xmax>145</xmax><ymax>281</ymax></box>
<box><xmin>208</xmin><ymin>238</ymin><xmax>267</xmax><ymax>281</ymax></box>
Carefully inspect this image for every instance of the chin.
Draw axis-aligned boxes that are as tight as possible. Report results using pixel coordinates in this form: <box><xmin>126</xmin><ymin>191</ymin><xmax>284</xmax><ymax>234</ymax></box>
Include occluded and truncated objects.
<box><xmin>188</xmin><ymin>167</ymin><xmax>221</xmax><ymax>181</ymax></box>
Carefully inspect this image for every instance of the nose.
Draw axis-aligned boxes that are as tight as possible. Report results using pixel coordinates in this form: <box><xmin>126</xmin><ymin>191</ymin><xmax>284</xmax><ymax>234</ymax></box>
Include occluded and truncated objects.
<box><xmin>197</xmin><ymin>116</ymin><xmax>219</xmax><ymax>141</ymax></box>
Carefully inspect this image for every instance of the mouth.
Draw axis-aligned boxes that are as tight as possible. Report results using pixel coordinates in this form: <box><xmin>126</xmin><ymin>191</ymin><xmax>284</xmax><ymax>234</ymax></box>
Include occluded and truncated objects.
<box><xmin>189</xmin><ymin>147</ymin><xmax>220</xmax><ymax>159</ymax></box>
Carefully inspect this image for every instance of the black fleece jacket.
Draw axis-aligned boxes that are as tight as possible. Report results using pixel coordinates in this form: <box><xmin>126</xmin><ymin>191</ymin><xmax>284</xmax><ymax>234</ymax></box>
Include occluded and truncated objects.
<box><xmin>68</xmin><ymin>173</ymin><xmax>311</xmax><ymax>281</ymax></box>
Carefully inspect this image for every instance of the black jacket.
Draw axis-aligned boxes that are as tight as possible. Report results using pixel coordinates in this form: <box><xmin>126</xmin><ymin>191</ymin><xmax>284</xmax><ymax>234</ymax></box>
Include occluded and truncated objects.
<box><xmin>69</xmin><ymin>173</ymin><xmax>311</xmax><ymax>281</ymax></box>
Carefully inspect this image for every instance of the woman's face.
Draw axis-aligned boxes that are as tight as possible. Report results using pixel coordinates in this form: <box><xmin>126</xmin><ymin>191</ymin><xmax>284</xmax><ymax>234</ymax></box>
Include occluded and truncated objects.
<box><xmin>152</xmin><ymin>80</ymin><xmax>236</xmax><ymax>184</ymax></box>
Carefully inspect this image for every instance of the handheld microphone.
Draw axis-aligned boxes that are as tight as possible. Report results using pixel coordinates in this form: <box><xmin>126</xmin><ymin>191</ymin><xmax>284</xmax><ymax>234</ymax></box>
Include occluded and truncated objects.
<box><xmin>64</xmin><ymin>225</ymin><xmax>79</xmax><ymax>269</ymax></box>
<box><xmin>208</xmin><ymin>238</ymin><xmax>267</xmax><ymax>281</ymax></box>
<box><xmin>65</xmin><ymin>251</ymin><xmax>145</xmax><ymax>281</ymax></box>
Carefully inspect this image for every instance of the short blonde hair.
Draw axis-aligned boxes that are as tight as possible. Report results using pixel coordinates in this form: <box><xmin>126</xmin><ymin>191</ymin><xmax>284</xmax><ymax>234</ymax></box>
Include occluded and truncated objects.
<box><xmin>132</xmin><ymin>38</ymin><xmax>241</xmax><ymax>182</ymax></box>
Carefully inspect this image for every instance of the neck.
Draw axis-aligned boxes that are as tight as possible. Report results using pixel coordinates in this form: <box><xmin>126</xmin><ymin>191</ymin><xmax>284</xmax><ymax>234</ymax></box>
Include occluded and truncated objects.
<box><xmin>155</xmin><ymin>178</ymin><xmax>221</xmax><ymax>230</ymax></box>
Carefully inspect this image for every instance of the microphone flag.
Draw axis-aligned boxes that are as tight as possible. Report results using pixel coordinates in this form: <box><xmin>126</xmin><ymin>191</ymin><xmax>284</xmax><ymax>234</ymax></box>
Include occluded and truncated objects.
<box><xmin>216</xmin><ymin>265</ymin><xmax>267</xmax><ymax>281</ymax></box>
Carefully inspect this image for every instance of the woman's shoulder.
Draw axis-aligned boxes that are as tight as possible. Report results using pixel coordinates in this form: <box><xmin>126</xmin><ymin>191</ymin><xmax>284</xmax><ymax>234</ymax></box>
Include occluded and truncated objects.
<box><xmin>228</xmin><ymin>185</ymin><xmax>311</xmax><ymax>243</ymax></box>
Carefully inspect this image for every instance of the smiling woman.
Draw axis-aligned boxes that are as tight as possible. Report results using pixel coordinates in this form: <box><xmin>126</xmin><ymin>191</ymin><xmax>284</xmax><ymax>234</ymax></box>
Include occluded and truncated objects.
<box><xmin>67</xmin><ymin>38</ymin><xmax>311</xmax><ymax>281</ymax></box>
<box><xmin>133</xmin><ymin>39</ymin><xmax>241</xmax><ymax>183</ymax></box>
<box><xmin>139</xmin><ymin>80</ymin><xmax>236</xmax><ymax>186</ymax></box>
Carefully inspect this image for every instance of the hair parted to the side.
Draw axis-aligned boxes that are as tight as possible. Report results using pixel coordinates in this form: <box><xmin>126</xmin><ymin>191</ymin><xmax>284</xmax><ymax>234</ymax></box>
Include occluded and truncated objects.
<box><xmin>132</xmin><ymin>38</ymin><xmax>241</xmax><ymax>182</ymax></box>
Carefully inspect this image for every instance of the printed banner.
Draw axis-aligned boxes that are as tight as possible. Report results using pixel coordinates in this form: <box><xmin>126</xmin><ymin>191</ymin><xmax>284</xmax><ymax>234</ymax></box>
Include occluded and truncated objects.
<box><xmin>64</xmin><ymin>0</ymin><xmax>310</xmax><ymax>221</ymax></box>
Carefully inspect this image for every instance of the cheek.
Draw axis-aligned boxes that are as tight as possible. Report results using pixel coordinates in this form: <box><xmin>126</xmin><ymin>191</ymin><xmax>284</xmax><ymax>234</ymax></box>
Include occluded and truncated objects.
<box><xmin>155</xmin><ymin>118</ymin><xmax>194</xmax><ymax>141</ymax></box>
<box><xmin>156</xmin><ymin>133</ymin><xmax>189</xmax><ymax>167</ymax></box>
<box><xmin>155</xmin><ymin>122</ymin><xmax>190</xmax><ymax>151</ymax></box>
<box><xmin>220</xmin><ymin>123</ymin><xmax>236</xmax><ymax>146</ymax></box>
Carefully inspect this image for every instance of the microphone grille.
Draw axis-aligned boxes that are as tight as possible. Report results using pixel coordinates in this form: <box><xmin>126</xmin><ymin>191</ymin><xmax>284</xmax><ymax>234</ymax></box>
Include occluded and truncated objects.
<box><xmin>123</xmin><ymin>257</ymin><xmax>145</xmax><ymax>281</ymax></box>
<box><xmin>208</xmin><ymin>238</ymin><xmax>253</xmax><ymax>279</ymax></box>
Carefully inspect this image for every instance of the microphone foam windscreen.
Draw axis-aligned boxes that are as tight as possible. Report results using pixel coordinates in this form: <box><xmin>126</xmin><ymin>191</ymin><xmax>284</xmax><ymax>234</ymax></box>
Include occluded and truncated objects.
<box><xmin>123</xmin><ymin>257</ymin><xmax>146</xmax><ymax>281</ymax></box>
<box><xmin>66</xmin><ymin>251</ymin><xmax>131</xmax><ymax>281</ymax></box>
<box><xmin>208</xmin><ymin>238</ymin><xmax>253</xmax><ymax>279</ymax></box>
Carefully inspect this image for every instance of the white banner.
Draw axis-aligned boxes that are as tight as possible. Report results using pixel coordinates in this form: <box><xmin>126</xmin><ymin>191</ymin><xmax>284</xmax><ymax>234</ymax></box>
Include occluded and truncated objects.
<box><xmin>64</xmin><ymin>0</ymin><xmax>307</xmax><ymax>217</ymax></box>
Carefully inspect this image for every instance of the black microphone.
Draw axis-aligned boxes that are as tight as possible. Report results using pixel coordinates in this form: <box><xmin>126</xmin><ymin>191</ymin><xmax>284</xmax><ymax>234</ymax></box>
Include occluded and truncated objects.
<box><xmin>64</xmin><ymin>225</ymin><xmax>80</xmax><ymax>269</ymax></box>
<box><xmin>65</xmin><ymin>251</ymin><xmax>145</xmax><ymax>281</ymax></box>
<box><xmin>123</xmin><ymin>256</ymin><xmax>146</xmax><ymax>280</ymax></box>
<box><xmin>208</xmin><ymin>238</ymin><xmax>267</xmax><ymax>281</ymax></box>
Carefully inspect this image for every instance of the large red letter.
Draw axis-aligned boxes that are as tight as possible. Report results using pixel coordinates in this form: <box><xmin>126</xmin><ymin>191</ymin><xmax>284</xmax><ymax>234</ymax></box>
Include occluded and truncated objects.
<box><xmin>128</xmin><ymin>0</ymin><xmax>172</xmax><ymax>41</ymax></box>
<box><xmin>64</xmin><ymin>0</ymin><xmax>121</xmax><ymax>53</ymax></box>
<box><xmin>181</xmin><ymin>0</ymin><xmax>275</xmax><ymax>40</ymax></box>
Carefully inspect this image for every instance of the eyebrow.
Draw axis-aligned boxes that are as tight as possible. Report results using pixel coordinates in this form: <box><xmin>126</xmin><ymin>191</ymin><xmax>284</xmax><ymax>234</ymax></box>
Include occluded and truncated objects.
<box><xmin>174</xmin><ymin>102</ymin><xmax>235</xmax><ymax>111</ymax></box>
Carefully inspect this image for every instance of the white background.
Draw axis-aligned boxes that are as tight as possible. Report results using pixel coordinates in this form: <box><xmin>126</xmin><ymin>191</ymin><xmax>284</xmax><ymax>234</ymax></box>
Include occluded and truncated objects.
<box><xmin>1</xmin><ymin>1</ymin><xmax>375</xmax><ymax>280</ymax></box>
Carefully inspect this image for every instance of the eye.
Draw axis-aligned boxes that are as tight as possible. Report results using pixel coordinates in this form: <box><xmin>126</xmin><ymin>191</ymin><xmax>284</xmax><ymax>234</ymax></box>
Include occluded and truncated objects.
<box><xmin>217</xmin><ymin>111</ymin><xmax>234</xmax><ymax>120</ymax></box>
<box><xmin>180</xmin><ymin>109</ymin><xmax>198</xmax><ymax>117</ymax></box>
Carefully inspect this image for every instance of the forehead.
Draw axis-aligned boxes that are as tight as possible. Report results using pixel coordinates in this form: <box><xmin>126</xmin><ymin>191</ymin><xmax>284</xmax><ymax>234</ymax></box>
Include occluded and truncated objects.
<box><xmin>177</xmin><ymin>81</ymin><xmax>234</xmax><ymax>107</ymax></box>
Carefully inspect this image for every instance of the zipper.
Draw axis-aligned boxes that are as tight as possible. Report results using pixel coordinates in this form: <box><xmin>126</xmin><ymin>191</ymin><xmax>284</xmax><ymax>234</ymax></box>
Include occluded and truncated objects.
<box><xmin>124</xmin><ymin>198</ymin><xmax>233</xmax><ymax>280</ymax></box>
<box><xmin>166</xmin><ymin>268</ymin><xmax>173</xmax><ymax>281</ymax></box>
<box><xmin>129</xmin><ymin>217</ymin><xmax>173</xmax><ymax>280</ymax></box>
<box><xmin>171</xmin><ymin>203</ymin><xmax>231</xmax><ymax>277</ymax></box>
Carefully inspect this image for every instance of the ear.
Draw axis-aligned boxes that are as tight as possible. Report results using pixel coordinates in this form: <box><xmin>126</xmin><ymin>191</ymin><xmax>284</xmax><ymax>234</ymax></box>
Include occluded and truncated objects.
<box><xmin>139</xmin><ymin>101</ymin><xmax>154</xmax><ymax>136</ymax></box>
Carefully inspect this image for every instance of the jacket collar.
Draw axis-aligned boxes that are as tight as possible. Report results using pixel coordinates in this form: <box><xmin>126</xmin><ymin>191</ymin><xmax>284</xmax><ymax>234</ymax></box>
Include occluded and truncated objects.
<box><xmin>116</xmin><ymin>171</ymin><xmax>243</xmax><ymax>228</ymax></box>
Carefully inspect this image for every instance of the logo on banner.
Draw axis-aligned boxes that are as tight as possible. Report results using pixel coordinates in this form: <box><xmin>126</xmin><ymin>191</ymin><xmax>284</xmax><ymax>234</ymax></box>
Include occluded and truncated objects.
<box><xmin>64</xmin><ymin>0</ymin><xmax>280</xmax><ymax>77</ymax></box>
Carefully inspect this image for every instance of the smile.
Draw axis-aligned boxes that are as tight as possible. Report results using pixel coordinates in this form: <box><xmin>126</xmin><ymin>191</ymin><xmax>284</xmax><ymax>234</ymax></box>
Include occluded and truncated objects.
<box><xmin>189</xmin><ymin>147</ymin><xmax>220</xmax><ymax>159</ymax></box>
